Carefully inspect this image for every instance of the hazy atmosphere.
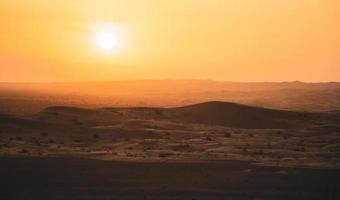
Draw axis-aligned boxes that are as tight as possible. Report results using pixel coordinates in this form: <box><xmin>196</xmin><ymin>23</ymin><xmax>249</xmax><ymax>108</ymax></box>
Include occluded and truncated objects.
<box><xmin>1</xmin><ymin>0</ymin><xmax>340</xmax><ymax>82</ymax></box>
<box><xmin>1</xmin><ymin>1</ymin><xmax>340</xmax><ymax>199</ymax></box>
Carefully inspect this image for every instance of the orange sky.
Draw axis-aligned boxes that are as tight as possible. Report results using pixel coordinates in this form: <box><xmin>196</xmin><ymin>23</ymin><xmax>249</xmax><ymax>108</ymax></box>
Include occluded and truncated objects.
<box><xmin>0</xmin><ymin>0</ymin><xmax>339</xmax><ymax>82</ymax></box>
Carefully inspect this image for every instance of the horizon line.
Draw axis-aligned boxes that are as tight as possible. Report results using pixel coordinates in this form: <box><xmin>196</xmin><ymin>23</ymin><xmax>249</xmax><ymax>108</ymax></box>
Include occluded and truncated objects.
<box><xmin>0</xmin><ymin>79</ymin><xmax>340</xmax><ymax>84</ymax></box>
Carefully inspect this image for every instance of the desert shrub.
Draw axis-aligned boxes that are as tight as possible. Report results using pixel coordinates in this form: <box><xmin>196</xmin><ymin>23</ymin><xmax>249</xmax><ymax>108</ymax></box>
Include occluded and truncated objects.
<box><xmin>248</xmin><ymin>133</ymin><xmax>255</xmax><ymax>137</ymax></box>
<box><xmin>15</xmin><ymin>136</ymin><xmax>22</xmax><ymax>141</ymax></box>
<box><xmin>155</xmin><ymin>110</ymin><xmax>162</xmax><ymax>115</ymax></box>
<box><xmin>19</xmin><ymin>149</ymin><xmax>28</xmax><ymax>154</ymax></box>
<box><xmin>294</xmin><ymin>147</ymin><xmax>305</xmax><ymax>152</ymax></box>
<box><xmin>283</xmin><ymin>134</ymin><xmax>289</xmax><ymax>140</ymax></box>
<box><xmin>93</xmin><ymin>134</ymin><xmax>100</xmax><ymax>139</ymax></box>
<box><xmin>40</xmin><ymin>132</ymin><xmax>48</xmax><ymax>136</ymax></box>
<box><xmin>299</xmin><ymin>113</ymin><xmax>307</xmax><ymax>118</ymax></box>
<box><xmin>46</xmin><ymin>111</ymin><xmax>59</xmax><ymax>116</ymax></box>
<box><xmin>267</xmin><ymin>142</ymin><xmax>271</xmax><ymax>148</ymax></box>
<box><xmin>34</xmin><ymin>139</ymin><xmax>41</xmax><ymax>146</ymax></box>
<box><xmin>72</xmin><ymin>119</ymin><xmax>83</xmax><ymax>126</ymax></box>
<box><xmin>253</xmin><ymin>150</ymin><xmax>264</xmax><ymax>156</ymax></box>
<box><xmin>224</xmin><ymin>132</ymin><xmax>231</xmax><ymax>138</ymax></box>
<box><xmin>159</xmin><ymin>152</ymin><xmax>173</xmax><ymax>157</ymax></box>
<box><xmin>73</xmin><ymin>139</ymin><xmax>81</xmax><ymax>143</ymax></box>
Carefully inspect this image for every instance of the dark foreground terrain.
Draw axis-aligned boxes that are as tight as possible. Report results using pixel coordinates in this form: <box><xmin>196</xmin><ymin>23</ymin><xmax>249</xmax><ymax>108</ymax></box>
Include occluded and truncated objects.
<box><xmin>1</xmin><ymin>157</ymin><xmax>339</xmax><ymax>200</ymax></box>
<box><xmin>1</xmin><ymin>101</ymin><xmax>339</xmax><ymax>199</ymax></box>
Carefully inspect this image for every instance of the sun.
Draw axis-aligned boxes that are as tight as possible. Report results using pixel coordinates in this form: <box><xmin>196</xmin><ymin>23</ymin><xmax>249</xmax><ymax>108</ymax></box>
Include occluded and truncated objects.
<box><xmin>93</xmin><ymin>23</ymin><xmax>127</xmax><ymax>54</ymax></box>
<box><xmin>95</xmin><ymin>30</ymin><xmax>119</xmax><ymax>52</ymax></box>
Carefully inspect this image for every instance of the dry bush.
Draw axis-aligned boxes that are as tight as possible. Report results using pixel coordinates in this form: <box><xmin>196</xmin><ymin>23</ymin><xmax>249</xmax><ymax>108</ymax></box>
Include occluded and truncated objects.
<box><xmin>159</xmin><ymin>152</ymin><xmax>173</xmax><ymax>157</ymax></box>
<box><xmin>93</xmin><ymin>134</ymin><xmax>100</xmax><ymax>139</ymax></box>
<box><xmin>253</xmin><ymin>149</ymin><xmax>264</xmax><ymax>156</ymax></box>
<box><xmin>72</xmin><ymin>119</ymin><xmax>83</xmax><ymax>126</ymax></box>
<box><xmin>19</xmin><ymin>149</ymin><xmax>28</xmax><ymax>154</ymax></box>
<box><xmin>73</xmin><ymin>138</ymin><xmax>82</xmax><ymax>143</ymax></box>
<box><xmin>224</xmin><ymin>132</ymin><xmax>232</xmax><ymax>138</ymax></box>
<box><xmin>294</xmin><ymin>147</ymin><xmax>305</xmax><ymax>152</ymax></box>
<box><xmin>15</xmin><ymin>136</ymin><xmax>22</xmax><ymax>141</ymax></box>
<box><xmin>40</xmin><ymin>132</ymin><xmax>48</xmax><ymax>136</ymax></box>
<box><xmin>154</xmin><ymin>110</ymin><xmax>163</xmax><ymax>115</ymax></box>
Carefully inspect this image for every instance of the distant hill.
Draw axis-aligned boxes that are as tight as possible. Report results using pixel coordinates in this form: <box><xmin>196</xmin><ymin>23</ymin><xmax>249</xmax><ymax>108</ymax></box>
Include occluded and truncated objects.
<box><xmin>99</xmin><ymin>101</ymin><xmax>333</xmax><ymax>129</ymax></box>
<box><xmin>164</xmin><ymin>101</ymin><xmax>304</xmax><ymax>129</ymax></box>
<box><xmin>1</xmin><ymin>80</ymin><xmax>340</xmax><ymax>114</ymax></box>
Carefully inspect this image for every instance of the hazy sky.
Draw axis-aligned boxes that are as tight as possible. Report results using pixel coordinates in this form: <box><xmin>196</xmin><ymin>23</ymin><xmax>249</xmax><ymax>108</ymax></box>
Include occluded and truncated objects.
<box><xmin>0</xmin><ymin>0</ymin><xmax>339</xmax><ymax>82</ymax></box>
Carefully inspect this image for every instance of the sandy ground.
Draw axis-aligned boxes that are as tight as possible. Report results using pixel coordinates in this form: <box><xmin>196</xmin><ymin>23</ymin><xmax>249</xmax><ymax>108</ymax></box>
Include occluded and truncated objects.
<box><xmin>1</xmin><ymin>102</ymin><xmax>340</xmax><ymax>169</ymax></box>
<box><xmin>1</xmin><ymin>157</ymin><xmax>339</xmax><ymax>200</ymax></box>
<box><xmin>1</xmin><ymin>102</ymin><xmax>340</xmax><ymax>199</ymax></box>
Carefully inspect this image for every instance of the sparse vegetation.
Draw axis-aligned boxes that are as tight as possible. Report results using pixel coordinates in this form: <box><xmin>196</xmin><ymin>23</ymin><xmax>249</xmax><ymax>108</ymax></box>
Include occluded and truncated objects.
<box><xmin>73</xmin><ymin>139</ymin><xmax>81</xmax><ymax>143</ymax></box>
<box><xmin>72</xmin><ymin>119</ymin><xmax>83</xmax><ymax>125</ymax></box>
<box><xmin>253</xmin><ymin>150</ymin><xmax>264</xmax><ymax>156</ymax></box>
<box><xmin>224</xmin><ymin>132</ymin><xmax>231</xmax><ymax>137</ymax></box>
<box><xmin>15</xmin><ymin>136</ymin><xmax>22</xmax><ymax>141</ymax></box>
<box><xmin>19</xmin><ymin>149</ymin><xmax>28</xmax><ymax>154</ymax></box>
<box><xmin>248</xmin><ymin>133</ymin><xmax>254</xmax><ymax>137</ymax></box>
<box><xmin>93</xmin><ymin>134</ymin><xmax>100</xmax><ymax>139</ymax></box>
<box><xmin>34</xmin><ymin>140</ymin><xmax>41</xmax><ymax>146</ymax></box>
<box><xmin>159</xmin><ymin>152</ymin><xmax>173</xmax><ymax>158</ymax></box>
<box><xmin>283</xmin><ymin>134</ymin><xmax>289</xmax><ymax>140</ymax></box>
<box><xmin>40</xmin><ymin>132</ymin><xmax>48</xmax><ymax>136</ymax></box>
<box><xmin>155</xmin><ymin>110</ymin><xmax>162</xmax><ymax>115</ymax></box>
<box><xmin>294</xmin><ymin>147</ymin><xmax>305</xmax><ymax>152</ymax></box>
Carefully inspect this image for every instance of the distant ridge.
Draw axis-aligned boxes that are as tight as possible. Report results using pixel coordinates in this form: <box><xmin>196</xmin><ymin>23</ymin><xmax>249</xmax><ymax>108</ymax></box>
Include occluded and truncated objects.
<box><xmin>38</xmin><ymin>101</ymin><xmax>336</xmax><ymax>129</ymax></box>
<box><xmin>164</xmin><ymin>101</ymin><xmax>305</xmax><ymax>129</ymax></box>
<box><xmin>44</xmin><ymin>106</ymin><xmax>95</xmax><ymax>113</ymax></box>
<box><xmin>1</xmin><ymin>80</ymin><xmax>340</xmax><ymax>114</ymax></box>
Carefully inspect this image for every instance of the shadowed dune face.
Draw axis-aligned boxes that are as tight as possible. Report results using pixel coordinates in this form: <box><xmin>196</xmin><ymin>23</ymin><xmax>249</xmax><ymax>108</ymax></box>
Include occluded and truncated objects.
<box><xmin>0</xmin><ymin>101</ymin><xmax>340</xmax><ymax>168</ymax></box>
<box><xmin>107</xmin><ymin>101</ymin><xmax>332</xmax><ymax>129</ymax></box>
<box><xmin>166</xmin><ymin>102</ymin><xmax>305</xmax><ymax>129</ymax></box>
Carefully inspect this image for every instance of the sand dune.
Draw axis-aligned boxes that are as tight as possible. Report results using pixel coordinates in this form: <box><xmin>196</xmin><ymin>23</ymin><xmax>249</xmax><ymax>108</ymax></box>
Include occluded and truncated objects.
<box><xmin>1</xmin><ymin>100</ymin><xmax>340</xmax><ymax>199</ymax></box>
<box><xmin>37</xmin><ymin>101</ymin><xmax>306</xmax><ymax>129</ymax></box>
<box><xmin>104</xmin><ymin>101</ymin><xmax>329</xmax><ymax>129</ymax></box>
<box><xmin>0</xmin><ymin>101</ymin><xmax>339</xmax><ymax>169</ymax></box>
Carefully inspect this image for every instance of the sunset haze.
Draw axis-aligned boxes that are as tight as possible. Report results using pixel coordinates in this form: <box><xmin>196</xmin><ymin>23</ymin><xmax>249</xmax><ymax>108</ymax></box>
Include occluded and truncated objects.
<box><xmin>0</xmin><ymin>0</ymin><xmax>339</xmax><ymax>82</ymax></box>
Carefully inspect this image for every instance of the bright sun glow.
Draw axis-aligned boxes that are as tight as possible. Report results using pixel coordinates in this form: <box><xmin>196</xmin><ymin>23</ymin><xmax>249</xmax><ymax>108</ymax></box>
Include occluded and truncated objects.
<box><xmin>96</xmin><ymin>30</ymin><xmax>119</xmax><ymax>52</ymax></box>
